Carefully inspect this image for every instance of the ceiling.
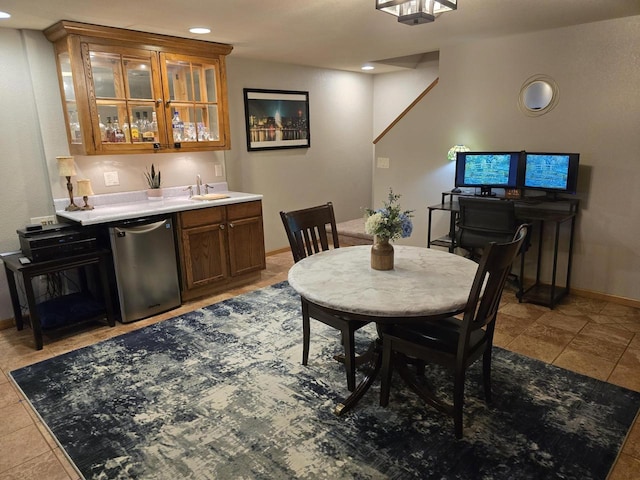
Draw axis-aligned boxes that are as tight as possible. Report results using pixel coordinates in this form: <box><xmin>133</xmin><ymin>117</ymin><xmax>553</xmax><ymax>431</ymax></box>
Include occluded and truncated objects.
<box><xmin>1</xmin><ymin>0</ymin><xmax>639</xmax><ymax>74</ymax></box>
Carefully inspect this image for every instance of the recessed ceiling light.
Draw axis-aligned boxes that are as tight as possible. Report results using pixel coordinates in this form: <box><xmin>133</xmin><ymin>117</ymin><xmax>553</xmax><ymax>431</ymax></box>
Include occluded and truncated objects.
<box><xmin>0</xmin><ymin>11</ymin><xmax>11</xmax><ymax>19</ymax></box>
<box><xmin>189</xmin><ymin>27</ymin><xmax>211</xmax><ymax>34</ymax></box>
<box><xmin>361</xmin><ymin>65</ymin><xmax>375</xmax><ymax>71</ymax></box>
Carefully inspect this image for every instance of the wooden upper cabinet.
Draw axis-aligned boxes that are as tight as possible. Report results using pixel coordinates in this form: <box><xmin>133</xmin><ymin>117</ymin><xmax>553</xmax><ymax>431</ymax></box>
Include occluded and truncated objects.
<box><xmin>44</xmin><ymin>21</ymin><xmax>233</xmax><ymax>155</ymax></box>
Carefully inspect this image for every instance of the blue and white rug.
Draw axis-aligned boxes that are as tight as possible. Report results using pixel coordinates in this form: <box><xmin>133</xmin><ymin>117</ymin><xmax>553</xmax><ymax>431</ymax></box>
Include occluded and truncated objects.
<box><xmin>10</xmin><ymin>282</ymin><xmax>640</xmax><ymax>479</ymax></box>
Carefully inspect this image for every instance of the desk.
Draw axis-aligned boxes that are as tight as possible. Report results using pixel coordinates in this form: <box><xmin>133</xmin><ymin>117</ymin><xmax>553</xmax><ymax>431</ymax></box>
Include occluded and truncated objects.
<box><xmin>2</xmin><ymin>249</ymin><xmax>116</xmax><ymax>350</ymax></box>
<box><xmin>288</xmin><ymin>245</ymin><xmax>478</xmax><ymax>414</ymax></box>
<box><xmin>427</xmin><ymin>193</ymin><xmax>578</xmax><ymax>308</ymax></box>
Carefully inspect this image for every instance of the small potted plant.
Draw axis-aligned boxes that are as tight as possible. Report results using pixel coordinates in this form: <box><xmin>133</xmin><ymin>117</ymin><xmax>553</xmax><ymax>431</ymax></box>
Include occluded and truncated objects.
<box><xmin>145</xmin><ymin>164</ymin><xmax>163</xmax><ymax>200</ymax></box>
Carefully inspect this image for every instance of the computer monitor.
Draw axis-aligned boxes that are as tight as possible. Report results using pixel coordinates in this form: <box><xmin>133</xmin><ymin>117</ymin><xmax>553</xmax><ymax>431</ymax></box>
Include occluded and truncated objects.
<box><xmin>455</xmin><ymin>151</ymin><xmax>522</xmax><ymax>196</ymax></box>
<box><xmin>522</xmin><ymin>152</ymin><xmax>580</xmax><ymax>196</ymax></box>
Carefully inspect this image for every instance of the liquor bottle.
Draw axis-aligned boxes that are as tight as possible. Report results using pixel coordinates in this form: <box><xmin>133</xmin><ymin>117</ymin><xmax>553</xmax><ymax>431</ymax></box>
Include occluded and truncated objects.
<box><xmin>69</xmin><ymin>111</ymin><xmax>81</xmax><ymax>142</ymax></box>
<box><xmin>130</xmin><ymin>112</ymin><xmax>141</xmax><ymax>142</ymax></box>
<box><xmin>98</xmin><ymin>115</ymin><xmax>107</xmax><ymax>142</ymax></box>
<box><xmin>112</xmin><ymin>117</ymin><xmax>125</xmax><ymax>142</ymax></box>
<box><xmin>141</xmin><ymin>112</ymin><xmax>154</xmax><ymax>143</ymax></box>
<box><xmin>150</xmin><ymin>111</ymin><xmax>159</xmax><ymax>142</ymax></box>
<box><xmin>172</xmin><ymin>111</ymin><xmax>184</xmax><ymax>142</ymax></box>
<box><xmin>105</xmin><ymin>117</ymin><xmax>114</xmax><ymax>143</ymax></box>
<box><xmin>122</xmin><ymin>121</ymin><xmax>131</xmax><ymax>143</ymax></box>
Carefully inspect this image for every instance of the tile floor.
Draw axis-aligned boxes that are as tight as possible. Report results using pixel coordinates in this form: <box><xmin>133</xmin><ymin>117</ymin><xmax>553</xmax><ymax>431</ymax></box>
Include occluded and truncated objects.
<box><xmin>1</xmin><ymin>251</ymin><xmax>639</xmax><ymax>479</ymax></box>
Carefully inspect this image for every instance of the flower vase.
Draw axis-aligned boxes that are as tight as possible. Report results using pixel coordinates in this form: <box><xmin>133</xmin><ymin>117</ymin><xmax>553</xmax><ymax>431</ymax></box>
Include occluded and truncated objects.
<box><xmin>147</xmin><ymin>188</ymin><xmax>163</xmax><ymax>200</ymax></box>
<box><xmin>371</xmin><ymin>236</ymin><xmax>394</xmax><ymax>271</ymax></box>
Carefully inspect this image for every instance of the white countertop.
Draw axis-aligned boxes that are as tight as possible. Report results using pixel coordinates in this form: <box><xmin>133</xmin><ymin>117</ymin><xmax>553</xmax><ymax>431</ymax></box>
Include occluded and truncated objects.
<box><xmin>55</xmin><ymin>184</ymin><xmax>262</xmax><ymax>226</ymax></box>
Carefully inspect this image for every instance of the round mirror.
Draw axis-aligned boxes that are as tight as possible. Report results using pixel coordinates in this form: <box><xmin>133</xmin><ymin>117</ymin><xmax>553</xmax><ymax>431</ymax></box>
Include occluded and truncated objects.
<box><xmin>518</xmin><ymin>75</ymin><xmax>558</xmax><ymax>116</ymax></box>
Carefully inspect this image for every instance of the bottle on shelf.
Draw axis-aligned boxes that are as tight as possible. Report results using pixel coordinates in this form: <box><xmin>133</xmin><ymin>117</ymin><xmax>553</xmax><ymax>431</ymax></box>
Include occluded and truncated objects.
<box><xmin>105</xmin><ymin>117</ymin><xmax>114</xmax><ymax>143</ymax></box>
<box><xmin>69</xmin><ymin>111</ymin><xmax>81</xmax><ymax>142</ymax></box>
<box><xmin>130</xmin><ymin>112</ymin><xmax>141</xmax><ymax>142</ymax></box>
<box><xmin>172</xmin><ymin>110</ymin><xmax>184</xmax><ymax>142</ymax></box>
<box><xmin>141</xmin><ymin>112</ymin><xmax>154</xmax><ymax>143</ymax></box>
<box><xmin>98</xmin><ymin>115</ymin><xmax>107</xmax><ymax>142</ymax></box>
<box><xmin>112</xmin><ymin>117</ymin><xmax>125</xmax><ymax>143</ymax></box>
<box><xmin>150</xmin><ymin>111</ymin><xmax>159</xmax><ymax>143</ymax></box>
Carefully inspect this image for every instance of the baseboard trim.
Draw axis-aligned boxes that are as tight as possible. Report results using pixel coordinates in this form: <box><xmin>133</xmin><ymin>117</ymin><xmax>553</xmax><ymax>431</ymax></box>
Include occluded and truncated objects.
<box><xmin>0</xmin><ymin>317</ymin><xmax>15</xmax><ymax>331</ymax></box>
<box><xmin>267</xmin><ymin>247</ymin><xmax>291</xmax><ymax>256</ymax></box>
<box><xmin>570</xmin><ymin>287</ymin><xmax>640</xmax><ymax>309</ymax></box>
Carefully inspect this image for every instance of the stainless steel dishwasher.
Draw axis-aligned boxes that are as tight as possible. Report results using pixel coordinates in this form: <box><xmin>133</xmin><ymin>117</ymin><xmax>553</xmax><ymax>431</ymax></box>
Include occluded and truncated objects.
<box><xmin>109</xmin><ymin>217</ymin><xmax>181</xmax><ymax>323</ymax></box>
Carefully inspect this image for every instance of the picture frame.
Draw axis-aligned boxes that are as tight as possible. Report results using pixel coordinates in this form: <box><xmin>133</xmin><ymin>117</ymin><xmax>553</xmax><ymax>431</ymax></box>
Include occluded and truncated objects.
<box><xmin>243</xmin><ymin>88</ymin><xmax>310</xmax><ymax>151</ymax></box>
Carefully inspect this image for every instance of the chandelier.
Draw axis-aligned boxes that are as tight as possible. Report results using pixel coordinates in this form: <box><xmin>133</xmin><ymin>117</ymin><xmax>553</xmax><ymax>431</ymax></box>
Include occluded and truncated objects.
<box><xmin>376</xmin><ymin>0</ymin><xmax>457</xmax><ymax>25</ymax></box>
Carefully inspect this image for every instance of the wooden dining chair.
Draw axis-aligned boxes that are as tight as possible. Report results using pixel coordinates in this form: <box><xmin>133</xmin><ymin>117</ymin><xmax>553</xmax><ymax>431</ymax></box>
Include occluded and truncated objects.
<box><xmin>280</xmin><ymin>202</ymin><xmax>370</xmax><ymax>391</ymax></box>
<box><xmin>379</xmin><ymin>224</ymin><xmax>528</xmax><ymax>438</ymax></box>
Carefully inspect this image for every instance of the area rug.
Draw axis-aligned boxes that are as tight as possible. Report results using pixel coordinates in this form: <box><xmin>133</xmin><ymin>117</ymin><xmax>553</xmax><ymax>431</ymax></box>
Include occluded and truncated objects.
<box><xmin>10</xmin><ymin>282</ymin><xmax>640</xmax><ymax>479</ymax></box>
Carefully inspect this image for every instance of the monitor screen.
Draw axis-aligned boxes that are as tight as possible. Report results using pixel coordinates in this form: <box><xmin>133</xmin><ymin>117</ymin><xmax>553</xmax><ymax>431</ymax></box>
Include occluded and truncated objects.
<box><xmin>522</xmin><ymin>152</ymin><xmax>580</xmax><ymax>194</ymax></box>
<box><xmin>455</xmin><ymin>152</ymin><xmax>522</xmax><ymax>195</ymax></box>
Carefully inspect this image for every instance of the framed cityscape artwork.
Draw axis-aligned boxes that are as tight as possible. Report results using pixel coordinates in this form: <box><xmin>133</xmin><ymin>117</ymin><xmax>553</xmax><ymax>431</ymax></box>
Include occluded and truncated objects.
<box><xmin>243</xmin><ymin>88</ymin><xmax>310</xmax><ymax>151</ymax></box>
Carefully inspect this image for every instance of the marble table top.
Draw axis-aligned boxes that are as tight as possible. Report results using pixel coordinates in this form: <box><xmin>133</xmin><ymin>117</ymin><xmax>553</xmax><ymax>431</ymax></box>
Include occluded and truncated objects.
<box><xmin>288</xmin><ymin>245</ymin><xmax>479</xmax><ymax>319</ymax></box>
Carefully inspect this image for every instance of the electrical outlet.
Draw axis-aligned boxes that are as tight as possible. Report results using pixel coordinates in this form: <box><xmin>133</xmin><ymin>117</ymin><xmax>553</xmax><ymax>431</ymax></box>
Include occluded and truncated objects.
<box><xmin>104</xmin><ymin>171</ymin><xmax>120</xmax><ymax>186</ymax></box>
<box><xmin>30</xmin><ymin>215</ymin><xmax>56</xmax><ymax>226</ymax></box>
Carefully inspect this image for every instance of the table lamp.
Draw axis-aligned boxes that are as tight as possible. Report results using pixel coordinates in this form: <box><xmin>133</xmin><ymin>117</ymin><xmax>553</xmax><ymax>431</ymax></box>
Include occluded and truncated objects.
<box><xmin>76</xmin><ymin>179</ymin><xmax>95</xmax><ymax>210</ymax></box>
<box><xmin>57</xmin><ymin>156</ymin><xmax>80</xmax><ymax>211</ymax></box>
<box><xmin>447</xmin><ymin>144</ymin><xmax>470</xmax><ymax>193</ymax></box>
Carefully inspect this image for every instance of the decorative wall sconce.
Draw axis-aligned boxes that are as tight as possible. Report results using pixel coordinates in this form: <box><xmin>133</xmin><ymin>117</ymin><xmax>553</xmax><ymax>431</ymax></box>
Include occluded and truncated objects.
<box><xmin>76</xmin><ymin>179</ymin><xmax>95</xmax><ymax>210</ymax></box>
<box><xmin>56</xmin><ymin>156</ymin><xmax>80</xmax><ymax>211</ymax></box>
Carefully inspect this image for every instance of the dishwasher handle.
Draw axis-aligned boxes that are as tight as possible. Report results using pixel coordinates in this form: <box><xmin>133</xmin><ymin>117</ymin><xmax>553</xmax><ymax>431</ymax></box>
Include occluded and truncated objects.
<box><xmin>114</xmin><ymin>219</ymin><xmax>170</xmax><ymax>237</ymax></box>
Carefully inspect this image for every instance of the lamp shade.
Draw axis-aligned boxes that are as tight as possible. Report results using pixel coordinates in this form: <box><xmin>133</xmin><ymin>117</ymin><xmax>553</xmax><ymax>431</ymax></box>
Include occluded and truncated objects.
<box><xmin>56</xmin><ymin>156</ymin><xmax>77</xmax><ymax>177</ymax></box>
<box><xmin>447</xmin><ymin>144</ymin><xmax>470</xmax><ymax>162</ymax></box>
<box><xmin>76</xmin><ymin>179</ymin><xmax>94</xmax><ymax>196</ymax></box>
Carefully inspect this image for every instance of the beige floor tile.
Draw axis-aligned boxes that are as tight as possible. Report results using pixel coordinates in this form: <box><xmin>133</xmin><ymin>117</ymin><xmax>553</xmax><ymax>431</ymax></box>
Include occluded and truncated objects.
<box><xmin>0</xmin><ymin>450</ymin><xmax>72</xmax><ymax>480</ymax></box>
<box><xmin>600</xmin><ymin>303</ymin><xmax>640</xmax><ymax>320</ymax></box>
<box><xmin>497</xmin><ymin>302</ymin><xmax>548</xmax><ymax>322</ymax></box>
<box><xmin>607</xmin><ymin>453</ymin><xmax>640</xmax><ymax>480</ymax></box>
<box><xmin>504</xmin><ymin>334</ymin><xmax>566</xmax><ymax>363</ymax></box>
<box><xmin>566</xmin><ymin>335</ymin><xmax>628</xmax><ymax>363</ymax></box>
<box><xmin>578</xmin><ymin>323</ymin><xmax>635</xmax><ymax>347</ymax></box>
<box><xmin>0</xmin><ymin>403</ymin><xmax>33</xmax><ymax>437</ymax></box>
<box><xmin>609</xmin><ymin>349</ymin><xmax>640</xmax><ymax>392</ymax></box>
<box><xmin>535</xmin><ymin>310</ymin><xmax>589</xmax><ymax>333</ymax></box>
<box><xmin>553</xmin><ymin>347</ymin><xmax>616</xmax><ymax>381</ymax></box>
<box><xmin>0</xmin><ymin>383</ymin><xmax>20</xmax><ymax>409</ymax></box>
<box><xmin>622</xmin><ymin>417</ymin><xmax>640</xmax><ymax>459</ymax></box>
<box><xmin>554</xmin><ymin>296</ymin><xmax>608</xmax><ymax>316</ymax></box>
<box><xmin>52</xmin><ymin>448</ymin><xmax>81</xmax><ymax>480</ymax></box>
<box><xmin>0</xmin><ymin>425</ymin><xmax>50</xmax><ymax>474</ymax></box>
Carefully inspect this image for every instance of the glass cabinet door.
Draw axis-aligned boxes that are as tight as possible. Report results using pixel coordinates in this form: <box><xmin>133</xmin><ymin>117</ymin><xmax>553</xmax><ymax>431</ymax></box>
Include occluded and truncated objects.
<box><xmin>58</xmin><ymin>52</ymin><xmax>83</xmax><ymax>147</ymax></box>
<box><xmin>87</xmin><ymin>45</ymin><xmax>162</xmax><ymax>150</ymax></box>
<box><xmin>162</xmin><ymin>53</ymin><xmax>225</xmax><ymax>147</ymax></box>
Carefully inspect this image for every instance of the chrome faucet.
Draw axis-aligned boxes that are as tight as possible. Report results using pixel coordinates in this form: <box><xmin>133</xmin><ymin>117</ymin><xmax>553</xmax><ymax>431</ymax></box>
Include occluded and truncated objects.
<box><xmin>196</xmin><ymin>174</ymin><xmax>202</xmax><ymax>195</ymax></box>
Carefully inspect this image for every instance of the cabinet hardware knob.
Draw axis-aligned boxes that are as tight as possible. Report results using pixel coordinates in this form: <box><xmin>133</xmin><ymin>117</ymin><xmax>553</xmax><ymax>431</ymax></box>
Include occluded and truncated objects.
<box><xmin>229</xmin><ymin>223</ymin><xmax>234</xmax><ymax>228</ymax></box>
<box><xmin>156</xmin><ymin>99</ymin><xmax>163</xmax><ymax>105</ymax></box>
<box><xmin>220</xmin><ymin>224</ymin><xmax>225</xmax><ymax>230</ymax></box>
<box><xmin>165</xmin><ymin>100</ymin><xmax>172</xmax><ymax>106</ymax></box>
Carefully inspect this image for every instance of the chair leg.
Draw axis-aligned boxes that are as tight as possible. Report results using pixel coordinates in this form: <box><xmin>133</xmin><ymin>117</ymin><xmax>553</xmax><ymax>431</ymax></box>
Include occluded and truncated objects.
<box><xmin>453</xmin><ymin>367</ymin><xmax>465</xmax><ymax>439</ymax></box>
<box><xmin>379</xmin><ymin>337</ymin><xmax>393</xmax><ymax>407</ymax></box>
<box><xmin>482</xmin><ymin>349</ymin><xmax>493</xmax><ymax>404</ymax></box>
<box><xmin>343</xmin><ymin>328</ymin><xmax>356</xmax><ymax>392</ymax></box>
<box><xmin>301</xmin><ymin>300</ymin><xmax>310</xmax><ymax>366</ymax></box>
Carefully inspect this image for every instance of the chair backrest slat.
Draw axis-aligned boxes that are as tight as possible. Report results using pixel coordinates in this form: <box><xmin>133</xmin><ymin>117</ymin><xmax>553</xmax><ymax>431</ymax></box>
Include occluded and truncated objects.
<box><xmin>459</xmin><ymin>224</ymin><xmax>528</xmax><ymax>347</ymax></box>
<box><xmin>280</xmin><ymin>202</ymin><xmax>340</xmax><ymax>263</ymax></box>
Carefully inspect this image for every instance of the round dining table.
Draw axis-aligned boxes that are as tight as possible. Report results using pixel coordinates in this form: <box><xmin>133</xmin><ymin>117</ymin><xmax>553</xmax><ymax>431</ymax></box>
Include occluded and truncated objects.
<box><xmin>287</xmin><ymin>245</ymin><xmax>479</xmax><ymax>414</ymax></box>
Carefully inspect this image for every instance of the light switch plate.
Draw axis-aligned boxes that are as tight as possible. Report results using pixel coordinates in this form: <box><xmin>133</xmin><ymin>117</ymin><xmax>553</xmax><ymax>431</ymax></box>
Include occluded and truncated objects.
<box><xmin>214</xmin><ymin>164</ymin><xmax>223</xmax><ymax>177</ymax></box>
<box><xmin>104</xmin><ymin>171</ymin><xmax>120</xmax><ymax>186</ymax></box>
<box><xmin>376</xmin><ymin>157</ymin><xmax>390</xmax><ymax>169</ymax></box>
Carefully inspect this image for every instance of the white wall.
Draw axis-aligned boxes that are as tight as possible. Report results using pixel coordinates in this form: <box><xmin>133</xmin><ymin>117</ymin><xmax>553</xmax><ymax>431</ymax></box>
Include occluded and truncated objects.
<box><xmin>372</xmin><ymin>54</ymin><xmax>439</xmax><ymax>139</ymax></box>
<box><xmin>374</xmin><ymin>16</ymin><xmax>640</xmax><ymax>302</ymax></box>
<box><xmin>224</xmin><ymin>57</ymin><xmax>374</xmax><ymax>252</ymax></box>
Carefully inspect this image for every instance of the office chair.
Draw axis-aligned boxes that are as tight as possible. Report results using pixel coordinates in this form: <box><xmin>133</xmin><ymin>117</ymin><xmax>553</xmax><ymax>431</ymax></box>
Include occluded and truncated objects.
<box><xmin>456</xmin><ymin>197</ymin><xmax>519</xmax><ymax>261</ymax></box>
<box><xmin>280</xmin><ymin>202</ymin><xmax>370</xmax><ymax>391</ymax></box>
<box><xmin>380</xmin><ymin>224</ymin><xmax>529</xmax><ymax>439</ymax></box>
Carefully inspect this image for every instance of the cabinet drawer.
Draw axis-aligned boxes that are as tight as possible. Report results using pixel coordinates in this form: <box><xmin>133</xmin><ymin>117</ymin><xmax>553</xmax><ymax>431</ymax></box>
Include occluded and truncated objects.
<box><xmin>227</xmin><ymin>200</ymin><xmax>262</xmax><ymax>221</ymax></box>
<box><xmin>180</xmin><ymin>206</ymin><xmax>225</xmax><ymax>229</ymax></box>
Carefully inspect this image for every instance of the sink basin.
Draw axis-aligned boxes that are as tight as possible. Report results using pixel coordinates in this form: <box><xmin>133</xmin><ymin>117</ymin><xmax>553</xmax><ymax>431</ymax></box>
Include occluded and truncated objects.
<box><xmin>191</xmin><ymin>193</ymin><xmax>230</xmax><ymax>201</ymax></box>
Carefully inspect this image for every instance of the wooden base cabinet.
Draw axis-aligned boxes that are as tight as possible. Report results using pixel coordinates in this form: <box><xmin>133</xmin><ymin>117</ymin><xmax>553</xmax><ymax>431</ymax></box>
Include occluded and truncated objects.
<box><xmin>177</xmin><ymin>201</ymin><xmax>266</xmax><ymax>301</ymax></box>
